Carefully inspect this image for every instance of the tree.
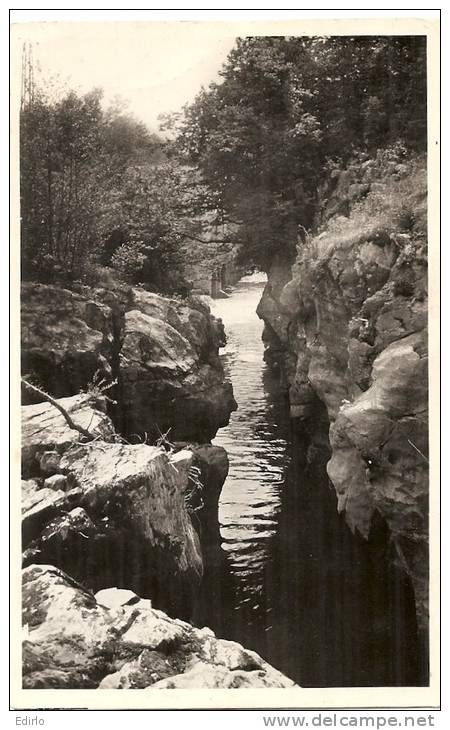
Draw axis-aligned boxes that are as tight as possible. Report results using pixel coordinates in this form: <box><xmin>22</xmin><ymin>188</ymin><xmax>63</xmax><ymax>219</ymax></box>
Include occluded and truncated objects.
<box><xmin>171</xmin><ymin>35</ymin><xmax>427</xmax><ymax>271</ymax></box>
<box><xmin>20</xmin><ymin>36</ymin><xmax>427</xmax><ymax>285</ymax></box>
<box><xmin>108</xmin><ymin>160</ymin><xmax>226</xmax><ymax>291</ymax></box>
<box><xmin>21</xmin><ymin>87</ymin><xmax>106</xmax><ymax>280</ymax></box>
<box><xmin>20</xmin><ymin>85</ymin><xmax>162</xmax><ymax>283</ymax></box>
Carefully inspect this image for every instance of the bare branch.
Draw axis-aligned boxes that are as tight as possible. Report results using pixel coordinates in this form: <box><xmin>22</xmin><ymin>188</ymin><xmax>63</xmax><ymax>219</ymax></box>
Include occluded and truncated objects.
<box><xmin>22</xmin><ymin>378</ymin><xmax>95</xmax><ymax>441</ymax></box>
<box><xmin>407</xmin><ymin>438</ymin><xmax>429</xmax><ymax>464</ymax></box>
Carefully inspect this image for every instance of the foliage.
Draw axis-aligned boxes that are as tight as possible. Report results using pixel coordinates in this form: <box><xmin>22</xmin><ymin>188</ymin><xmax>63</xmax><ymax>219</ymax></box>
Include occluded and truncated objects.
<box><xmin>20</xmin><ymin>37</ymin><xmax>427</xmax><ymax>284</ymax></box>
<box><xmin>349</xmin><ymin>154</ymin><xmax>427</xmax><ymax>238</ymax></box>
<box><xmin>185</xmin><ymin>464</ymin><xmax>204</xmax><ymax>515</ymax></box>
<box><xmin>305</xmin><ymin>154</ymin><xmax>427</xmax><ymax>263</ymax></box>
<box><xmin>106</xmin><ymin>162</ymin><xmax>222</xmax><ymax>291</ymax></box>
<box><xmin>20</xmin><ymin>85</ymin><xmax>164</xmax><ymax>283</ymax></box>
<box><xmin>21</xmin><ymin>377</ymin><xmax>96</xmax><ymax>441</ymax></box>
<box><xmin>20</xmin><ymin>82</ymin><xmax>159</xmax><ymax>280</ymax></box>
<box><xmin>21</xmin><ymin>87</ymin><xmax>103</xmax><ymax>280</ymax></box>
<box><xmin>81</xmin><ymin>369</ymin><xmax>118</xmax><ymax>409</ymax></box>
<box><xmin>170</xmin><ymin>36</ymin><xmax>427</xmax><ymax>270</ymax></box>
<box><xmin>20</xmin><ymin>79</ymin><xmax>223</xmax><ymax>292</ymax></box>
<box><xmin>110</xmin><ymin>241</ymin><xmax>148</xmax><ymax>282</ymax></box>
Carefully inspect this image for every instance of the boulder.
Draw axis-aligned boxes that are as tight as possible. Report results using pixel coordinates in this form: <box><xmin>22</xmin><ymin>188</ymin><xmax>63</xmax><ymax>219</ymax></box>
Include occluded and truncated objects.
<box><xmin>149</xmin><ymin>661</ymin><xmax>293</xmax><ymax>689</ymax></box>
<box><xmin>121</xmin><ymin>309</ymin><xmax>197</xmax><ymax>376</ymax></box>
<box><xmin>21</xmin><ymin>282</ymin><xmax>236</xmax><ymax>443</ymax></box>
<box><xmin>59</xmin><ymin>443</ymin><xmax>202</xmax><ymax>582</ymax></box>
<box><xmin>22</xmin><ymin>482</ymin><xmax>67</xmax><ymax>545</ymax></box>
<box><xmin>120</xmin><ymin>308</ymin><xmax>236</xmax><ymax>441</ymax></box>
<box><xmin>40</xmin><ymin>507</ymin><xmax>96</xmax><ymax>547</ymax></box>
<box><xmin>95</xmin><ymin>587</ymin><xmax>146</xmax><ymax>609</ymax></box>
<box><xmin>22</xmin><ymin>565</ymin><xmax>296</xmax><ymax>690</ymax></box>
<box><xmin>21</xmin><ymin>283</ymin><xmax>114</xmax><ymax>399</ymax></box>
<box><xmin>43</xmin><ymin>474</ymin><xmax>68</xmax><ymax>491</ymax></box>
<box><xmin>22</xmin><ymin>439</ymin><xmax>203</xmax><ymax>616</ymax></box>
<box><xmin>21</xmin><ymin>394</ymin><xmax>115</xmax><ymax>477</ymax></box>
<box><xmin>129</xmin><ymin>289</ymin><xmax>222</xmax><ymax>361</ymax></box>
<box><xmin>39</xmin><ymin>451</ymin><xmax>61</xmax><ymax>476</ymax></box>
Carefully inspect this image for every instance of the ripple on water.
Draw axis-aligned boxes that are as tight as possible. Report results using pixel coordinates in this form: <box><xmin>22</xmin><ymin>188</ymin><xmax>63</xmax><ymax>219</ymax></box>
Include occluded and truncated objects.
<box><xmin>204</xmin><ymin>275</ymin><xmax>425</xmax><ymax>688</ymax></box>
<box><xmin>211</xmin><ymin>274</ymin><xmax>286</xmax><ymax>605</ymax></box>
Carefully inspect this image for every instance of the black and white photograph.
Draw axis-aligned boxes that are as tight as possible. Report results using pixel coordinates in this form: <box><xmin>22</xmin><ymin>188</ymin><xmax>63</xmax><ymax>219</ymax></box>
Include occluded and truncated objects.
<box><xmin>10</xmin><ymin>11</ymin><xmax>440</xmax><ymax>712</ymax></box>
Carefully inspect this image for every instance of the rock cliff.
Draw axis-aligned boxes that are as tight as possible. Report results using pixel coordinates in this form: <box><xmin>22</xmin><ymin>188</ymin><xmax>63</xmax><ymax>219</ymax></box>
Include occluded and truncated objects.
<box><xmin>257</xmin><ymin>152</ymin><xmax>429</xmax><ymax>636</ymax></box>
<box><xmin>22</xmin><ymin>282</ymin><xmax>237</xmax><ymax>442</ymax></box>
<box><xmin>21</xmin><ymin>393</ymin><xmax>205</xmax><ymax>615</ymax></box>
<box><xmin>22</xmin><ymin>564</ymin><xmax>296</xmax><ymax>689</ymax></box>
<box><xmin>20</xmin><ymin>275</ymin><xmax>248</xmax><ymax>685</ymax></box>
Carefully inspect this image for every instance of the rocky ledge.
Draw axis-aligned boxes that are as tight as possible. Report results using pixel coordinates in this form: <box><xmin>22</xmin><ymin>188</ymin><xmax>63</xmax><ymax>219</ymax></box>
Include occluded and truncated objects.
<box><xmin>21</xmin><ymin>281</ymin><xmax>237</xmax><ymax>442</ymax></box>
<box><xmin>21</xmin><ymin>392</ymin><xmax>229</xmax><ymax>619</ymax></box>
<box><xmin>20</xmin><ymin>396</ymin><xmax>292</xmax><ymax>689</ymax></box>
<box><xmin>23</xmin><ymin>564</ymin><xmax>296</xmax><ymax>689</ymax></box>
<box><xmin>257</xmin><ymin>154</ymin><xmax>429</xmax><ymax>635</ymax></box>
<box><xmin>20</xmin><ymin>277</ymin><xmax>257</xmax><ymax>686</ymax></box>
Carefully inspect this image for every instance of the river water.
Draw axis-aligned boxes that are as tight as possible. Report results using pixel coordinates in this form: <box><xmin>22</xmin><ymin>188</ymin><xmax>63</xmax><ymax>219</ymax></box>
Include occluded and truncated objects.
<box><xmin>197</xmin><ymin>273</ymin><xmax>425</xmax><ymax>687</ymax></box>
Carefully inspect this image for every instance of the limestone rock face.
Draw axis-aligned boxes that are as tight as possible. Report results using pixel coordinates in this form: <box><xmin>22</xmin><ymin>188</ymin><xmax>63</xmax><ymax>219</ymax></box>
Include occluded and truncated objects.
<box><xmin>22</xmin><ymin>565</ymin><xmax>296</xmax><ymax>689</ymax></box>
<box><xmin>328</xmin><ymin>331</ymin><xmax>428</xmax><ymax>629</ymax></box>
<box><xmin>21</xmin><ymin>397</ymin><xmax>204</xmax><ymax>616</ymax></box>
<box><xmin>21</xmin><ymin>282</ymin><xmax>236</xmax><ymax>443</ymax></box>
<box><xmin>21</xmin><ymin>283</ymin><xmax>114</xmax><ymax>399</ymax></box>
<box><xmin>256</xmin><ymin>158</ymin><xmax>429</xmax><ymax>631</ymax></box>
<box><xmin>21</xmin><ymin>393</ymin><xmax>115</xmax><ymax>477</ymax></box>
<box><xmin>256</xmin><ymin>256</ymin><xmax>293</xmax><ymax>370</ymax></box>
<box><xmin>185</xmin><ymin>444</ymin><xmax>229</xmax><ymax>544</ymax></box>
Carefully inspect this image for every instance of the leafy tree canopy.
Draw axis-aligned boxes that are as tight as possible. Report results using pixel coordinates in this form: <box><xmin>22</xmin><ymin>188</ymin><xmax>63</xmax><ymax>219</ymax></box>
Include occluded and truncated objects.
<box><xmin>20</xmin><ymin>36</ymin><xmax>427</xmax><ymax>285</ymax></box>
<box><xmin>170</xmin><ymin>36</ymin><xmax>427</xmax><ymax>270</ymax></box>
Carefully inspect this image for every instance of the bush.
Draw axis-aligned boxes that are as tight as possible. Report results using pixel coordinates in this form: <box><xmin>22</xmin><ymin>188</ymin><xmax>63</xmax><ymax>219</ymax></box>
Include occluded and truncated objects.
<box><xmin>111</xmin><ymin>241</ymin><xmax>147</xmax><ymax>282</ymax></box>
<box><xmin>20</xmin><ymin>85</ymin><xmax>163</xmax><ymax>284</ymax></box>
<box><xmin>307</xmin><ymin>154</ymin><xmax>427</xmax><ymax>260</ymax></box>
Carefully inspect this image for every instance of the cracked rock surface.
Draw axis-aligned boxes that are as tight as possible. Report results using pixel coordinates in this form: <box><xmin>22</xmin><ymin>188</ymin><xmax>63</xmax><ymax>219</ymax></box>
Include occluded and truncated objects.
<box><xmin>21</xmin><ymin>283</ymin><xmax>237</xmax><ymax>442</ymax></box>
<box><xmin>22</xmin><ymin>564</ymin><xmax>296</xmax><ymax>689</ymax></box>
<box><xmin>257</xmin><ymin>157</ymin><xmax>429</xmax><ymax>632</ymax></box>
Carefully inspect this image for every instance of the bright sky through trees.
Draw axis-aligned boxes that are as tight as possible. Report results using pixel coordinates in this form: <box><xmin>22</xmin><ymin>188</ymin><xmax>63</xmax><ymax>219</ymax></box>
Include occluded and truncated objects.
<box><xmin>13</xmin><ymin>22</ymin><xmax>236</xmax><ymax>130</ymax></box>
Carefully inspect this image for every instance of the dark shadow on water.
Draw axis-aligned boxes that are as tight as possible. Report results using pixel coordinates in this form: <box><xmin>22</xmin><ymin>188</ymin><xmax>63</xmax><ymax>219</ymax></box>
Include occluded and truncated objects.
<box><xmin>260</xmin><ymin>427</ymin><xmax>426</xmax><ymax>687</ymax></box>
<box><xmin>195</xmin><ymin>276</ymin><xmax>427</xmax><ymax>687</ymax></box>
<box><xmin>196</xmin><ymin>418</ymin><xmax>427</xmax><ymax>687</ymax></box>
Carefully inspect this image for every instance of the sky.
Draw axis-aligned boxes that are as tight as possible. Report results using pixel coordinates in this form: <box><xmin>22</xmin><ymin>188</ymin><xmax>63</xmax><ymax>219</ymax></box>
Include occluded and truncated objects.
<box><xmin>13</xmin><ymin>22</ymin><xmax>237</xmax><ymax>131</ymax></box>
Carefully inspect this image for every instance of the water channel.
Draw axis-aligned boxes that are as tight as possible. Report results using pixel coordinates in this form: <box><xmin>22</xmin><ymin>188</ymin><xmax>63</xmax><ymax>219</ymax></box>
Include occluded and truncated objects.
<box><xmin>196</xmin><ymin>273</ymin><xmax>425</xmax><ymax>687</ymax></box>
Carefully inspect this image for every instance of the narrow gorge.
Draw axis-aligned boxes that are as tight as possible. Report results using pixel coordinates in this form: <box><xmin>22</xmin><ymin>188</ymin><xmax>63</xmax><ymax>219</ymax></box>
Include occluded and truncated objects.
<box><xmin>20</xmin><ymin>151</ymin><xmax>429</xmax><ymax>689</ymax></box>
<box><xmin>17</xmin><ymin>31</ymin><xmax>431</xmax><ymax>696</ymax></box>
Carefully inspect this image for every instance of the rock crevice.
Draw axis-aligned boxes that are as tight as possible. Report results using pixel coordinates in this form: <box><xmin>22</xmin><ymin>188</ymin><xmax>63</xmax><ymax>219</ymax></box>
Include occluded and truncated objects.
<box><xmin>22</xmin><ymin>564</ymin><xmax>296</xmax><ymax>689</ymax></box>
<box><xmin>257</xmin><ymin>155</ymin><xmax>429</xmax><ymax>636</ymax></box>
<box><xmin>21</xmin><ymin>283</ymin><xmax>235</xmax><ymax>624</ymax></box>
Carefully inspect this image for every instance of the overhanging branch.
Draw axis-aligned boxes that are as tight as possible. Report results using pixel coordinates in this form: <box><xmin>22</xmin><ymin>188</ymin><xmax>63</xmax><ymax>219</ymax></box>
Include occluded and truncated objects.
<box><xmin>22</xmin><ymin>378</ymin><xmax>95</xmax><ymax>441</ymax></box>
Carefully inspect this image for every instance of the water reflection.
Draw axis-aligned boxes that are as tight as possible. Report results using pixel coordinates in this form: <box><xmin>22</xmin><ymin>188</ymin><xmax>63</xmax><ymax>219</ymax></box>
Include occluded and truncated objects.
<box><xmin>212</xmin><ymin>274</ymin><xmax>286</xmax><ymax>605</ymax></box>
<box><xmin>197</xmin><ymin>273</ymin><xmax>425</xmax><ymax>687</ymax></box>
